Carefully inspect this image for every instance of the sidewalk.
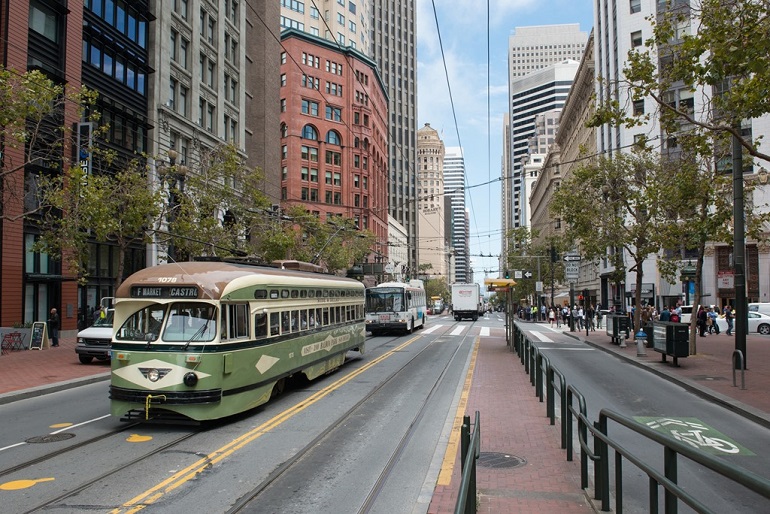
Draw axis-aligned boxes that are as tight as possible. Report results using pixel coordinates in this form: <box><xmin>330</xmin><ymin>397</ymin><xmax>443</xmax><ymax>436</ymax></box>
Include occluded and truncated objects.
<box><xmin>0</xmin><ymin>336</ymin><xmax>110</xmax><ymax>404</ymax></box>
<box><xmin>429</xmin><ymin>332</ymin><xmax>594</xmax><ymax>513</ymax></box>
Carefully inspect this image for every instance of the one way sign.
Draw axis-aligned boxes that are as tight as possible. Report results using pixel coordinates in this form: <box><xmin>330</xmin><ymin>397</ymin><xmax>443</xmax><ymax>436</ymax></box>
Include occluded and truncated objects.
<box><xmin>523</xmin><ymin>270</ymin><xmax>533</xmax><ymax>278</ymax></box>
<box><xmin>515</xmin><ymin>270</ymin><xmax>533</xmax><ymax>279</ymax></box>
<box><xmin>563</xmin><ymin>254</ymin><xmax>582</xmax><ymax>262</ymax></box>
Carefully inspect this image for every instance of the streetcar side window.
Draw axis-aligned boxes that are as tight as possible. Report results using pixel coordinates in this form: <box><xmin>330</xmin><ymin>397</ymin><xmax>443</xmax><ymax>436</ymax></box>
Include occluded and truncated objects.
<box><xmin>255</xmin><ymin>313</ymin><xmax>268</xmax><ymax>337</ymax></box>
<box><xmin>222</xmin><ymin>303</ymin><xmax>249</xmax><ymax>340</ymax></box>
<box><xmin>315</xmin><ymin>308</ymin><xmax>322</xmax><ymax>327</ymax></box>
<box><xmin>270</xmin><ymin>312</ymin><xmax>280</xmax><ymax>335</ymax></box>
<box><xmin>281</xmin><ymin>312</ymin><xmax>290</xmax><ymax>333</ymax></box>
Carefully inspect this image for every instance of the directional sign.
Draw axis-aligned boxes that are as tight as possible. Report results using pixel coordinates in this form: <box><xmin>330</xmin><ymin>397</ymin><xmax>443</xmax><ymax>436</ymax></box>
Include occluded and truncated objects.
<box><xmin>563</xmin><ymin>254</ymin><xmax>582</xmax><ymax>262</ymax></box>
<box><xmin>523</xmin><ymin>270</ymin><xmax>533</xmax><ymax>279</ymax></box>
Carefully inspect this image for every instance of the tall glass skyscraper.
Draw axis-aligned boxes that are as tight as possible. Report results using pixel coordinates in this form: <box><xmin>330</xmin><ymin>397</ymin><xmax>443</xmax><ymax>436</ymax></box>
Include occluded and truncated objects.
<box><xmin>443</xmin><ymin>147</ymin><xmax>469</xmax><ymax>283</ymax></box>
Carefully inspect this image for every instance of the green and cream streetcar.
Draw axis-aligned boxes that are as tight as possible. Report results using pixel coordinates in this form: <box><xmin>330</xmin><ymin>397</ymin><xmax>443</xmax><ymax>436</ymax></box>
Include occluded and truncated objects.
<box><xmin>109</xmin><ymin>260</ymin><xmax>365</xmax><ymax>422</ymax></box>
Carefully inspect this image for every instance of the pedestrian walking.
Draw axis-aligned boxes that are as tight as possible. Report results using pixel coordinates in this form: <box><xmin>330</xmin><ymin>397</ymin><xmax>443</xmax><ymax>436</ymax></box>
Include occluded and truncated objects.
<box><xmin>548</xmin><ymin>307</ymin><xmax>556</xmax><ymax>327</ymax></box>
<box><xmin>724</xmin><ymin>305</ymin><xmax>734</xmax><ymax>335</ymax></box>
<box><xmin>48</xmin><ymin>307</ymin><xmax>60</xmax><ymax>347</ymax></box>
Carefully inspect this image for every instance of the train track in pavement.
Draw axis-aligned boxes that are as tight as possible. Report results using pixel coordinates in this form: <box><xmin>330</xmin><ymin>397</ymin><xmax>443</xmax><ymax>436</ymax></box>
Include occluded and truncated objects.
<box><xmin>226</xmin><ymin>317</ymin><xmax>479</xmax><ymax>513</ymax></box>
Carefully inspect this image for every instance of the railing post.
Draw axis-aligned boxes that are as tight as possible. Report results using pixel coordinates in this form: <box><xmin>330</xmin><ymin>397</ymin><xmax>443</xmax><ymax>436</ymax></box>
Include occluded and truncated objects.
<box><xmin>664</xmin><ymin>446</ymin><xmax>678</xmax><ymax>514</ymax></box>
<box><xmin>598</xmin><ymin>416</ymin><xmax>610</xmax><ymax>511</ymax></box>
<box><xmin>461</xmin><ymin>415</ymin><xmax>470</xmax><ymax>471</ymax></box>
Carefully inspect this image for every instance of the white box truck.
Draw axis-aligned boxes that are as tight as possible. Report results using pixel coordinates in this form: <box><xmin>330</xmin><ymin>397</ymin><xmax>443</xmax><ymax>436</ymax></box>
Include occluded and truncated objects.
<box><xmin>452</xmin><ymin>283</ymin><xmax>480</xmax><ymax>321</ymax></box>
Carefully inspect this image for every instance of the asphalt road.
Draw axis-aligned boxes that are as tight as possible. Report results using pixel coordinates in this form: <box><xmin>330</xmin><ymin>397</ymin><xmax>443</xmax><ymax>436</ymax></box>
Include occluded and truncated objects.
<box><xmin>0</xmin><ymin>321</ymin><xmax>476</xmax><ymax>514</ymax></box>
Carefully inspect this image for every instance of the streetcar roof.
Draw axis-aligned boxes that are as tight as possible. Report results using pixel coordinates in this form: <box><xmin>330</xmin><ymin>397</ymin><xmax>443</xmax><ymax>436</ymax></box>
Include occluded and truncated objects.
<box><xmin>116</xmin><ymin>261</ymin><xmax>364</xmax><ymax>301</ymax></box>
<box><xmin>366</xmin><ymin>281</ymin><xmax>424</xmax><ymax>292</ymax></box>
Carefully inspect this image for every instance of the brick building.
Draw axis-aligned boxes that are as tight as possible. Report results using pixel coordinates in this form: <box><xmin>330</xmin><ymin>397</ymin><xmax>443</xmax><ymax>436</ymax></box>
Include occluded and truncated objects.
<box><xmin>279</xmin><ymin>28</ymin><xmax>389</xmax><ymax>248</ymax></box>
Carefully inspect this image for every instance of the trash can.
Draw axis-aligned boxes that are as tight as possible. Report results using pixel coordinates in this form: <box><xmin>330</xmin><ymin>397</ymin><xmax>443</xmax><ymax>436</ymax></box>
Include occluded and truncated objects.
<box><xmin>606</xmin><ymin>315</ymin><xmax>631</xmax><ymax>345</ymax></box>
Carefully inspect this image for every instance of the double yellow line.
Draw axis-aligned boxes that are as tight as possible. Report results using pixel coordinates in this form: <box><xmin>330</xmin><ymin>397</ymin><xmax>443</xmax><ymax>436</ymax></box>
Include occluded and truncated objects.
<box><xmin>113</xmin><ymin>337</ymin><xmax>421</xmax><ymax>513</ymax></box>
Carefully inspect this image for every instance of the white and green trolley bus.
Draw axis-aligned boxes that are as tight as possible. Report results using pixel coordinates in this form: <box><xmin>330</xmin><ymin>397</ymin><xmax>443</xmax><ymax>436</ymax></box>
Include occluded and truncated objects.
<box><xmin>109</xmin><ymin>260</ymin><xmax>365</xmax><ymax>422</ymax></box>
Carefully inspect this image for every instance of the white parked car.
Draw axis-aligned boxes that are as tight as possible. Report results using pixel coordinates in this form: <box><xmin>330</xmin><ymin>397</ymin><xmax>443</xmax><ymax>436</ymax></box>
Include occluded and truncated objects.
<box><xmin>713</xmin><ymin>311</ymin><xmax>770</xmax><ymax>335</ymax></box>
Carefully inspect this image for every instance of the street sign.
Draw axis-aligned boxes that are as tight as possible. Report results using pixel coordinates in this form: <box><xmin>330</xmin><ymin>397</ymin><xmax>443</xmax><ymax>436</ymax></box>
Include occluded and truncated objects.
<box><xmin>514</xmin><ymin>270</ymin><xmax>533</xmax><ymax>279</ymax></box>
<box><xmin>535</xmin><ymin>281</ymin><xmax>543</xmax><ymax>292</ymax></box>
<box><xmin>514</xmin><ymin>270</ymin><xmax>522</xmax><ymax>279</ymax></box>
<box><xmin>563</xmin><ymin>254</ymin><xmax>582</xmax><ymax>262</ymax></box>
<box><xmin>523</xmin><ymin>270</ymin><xmax>533</xmax><ymax>279</ymax></box>
<box><xmin>384</xmin><ymin>263</ymin><xmax>395</xmax><ymax>274</ymax></box>
<box><xmin>565</xmin><ymin>262</ymin><xmax>579</xmax><ymax>281</ymax></box>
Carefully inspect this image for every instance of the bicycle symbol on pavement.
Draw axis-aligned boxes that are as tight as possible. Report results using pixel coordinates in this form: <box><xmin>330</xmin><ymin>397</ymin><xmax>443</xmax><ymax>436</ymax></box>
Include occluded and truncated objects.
<box><xmin>635</xmin><ymin>416</ymin><xmax>753</xmax><ymax>456</ymax></box>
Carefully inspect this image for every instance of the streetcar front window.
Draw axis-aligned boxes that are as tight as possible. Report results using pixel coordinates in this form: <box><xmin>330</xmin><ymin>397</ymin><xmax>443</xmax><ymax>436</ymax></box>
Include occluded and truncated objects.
<box><xmin>163</xmin><ymin>303</ymin><xmax>217</xmax><ymax>342</ymax></box>
<box><xmin>116</xmin><ymin>305</ymin><xmax>166</xmax><ymax>342</ymax></box>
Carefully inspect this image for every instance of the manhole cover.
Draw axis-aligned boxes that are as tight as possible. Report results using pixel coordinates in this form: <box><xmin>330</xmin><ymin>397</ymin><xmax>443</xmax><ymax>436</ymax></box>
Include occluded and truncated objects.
<box><xmin>26</xmin><ymin>433</ymin><xmax>76</xmax><ymax>444</ymax></box>
<box><xmin>477</xmin><ymin>452</ymin><xmax>526</xmax><ymax>469</ymax></box>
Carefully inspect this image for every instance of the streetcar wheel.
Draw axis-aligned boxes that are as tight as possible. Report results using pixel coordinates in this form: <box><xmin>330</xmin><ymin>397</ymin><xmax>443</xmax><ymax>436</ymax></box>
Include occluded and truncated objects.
<box><xmin>79</xmin><ymin>355</ymin><xmax>94</xmax><ymax>364</ymax></box>
<box><xmin>271</xmin><ymin>378</ymin><xmax>286</xmax><ymax>399</ymax></box>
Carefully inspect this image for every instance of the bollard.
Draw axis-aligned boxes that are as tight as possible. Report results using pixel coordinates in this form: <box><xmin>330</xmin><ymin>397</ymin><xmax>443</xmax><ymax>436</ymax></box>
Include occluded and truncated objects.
<box><xmin>635</xmin><ymin>330</ymin><xmax>647</xmax><ymax>356</ymax></box>
<box><xmin>619</xmin><ymin>330</ymin><xmax>627</xmax><ymax>348</ymax></box>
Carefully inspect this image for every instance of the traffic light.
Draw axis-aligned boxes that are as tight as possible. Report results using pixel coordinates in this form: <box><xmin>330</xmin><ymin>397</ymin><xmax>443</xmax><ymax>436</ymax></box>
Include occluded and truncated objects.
<box><xmin>550</xmin><ymin>246</ymin><xmax>558</xmax><ymax>262</ymax></box>
<box><xmin>504</xmin><ymin>269</ymin><xmax>509</xmax><ymax>279</ymax></box>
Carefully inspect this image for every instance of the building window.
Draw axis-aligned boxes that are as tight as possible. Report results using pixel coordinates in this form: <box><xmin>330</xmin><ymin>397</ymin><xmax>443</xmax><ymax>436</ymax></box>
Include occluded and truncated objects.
<box><xmin>301</xmin><ymin>100</ymin><xmax>319</xmax><ymax>116</ymax></box>
<box><xmin>630</xmin><ymin>0</ymin><xmax>641</xmax><ymax>14</ymax></box>
<box><xmin>280</xmin><ymin>98</ymin><xmax>286</xmax><ymax>112</ymax></box>
<box><xmin>302</xmin><ymin>125</ymin><xmax>318</xmax><ymax>140</ymax></box>
<box><xmin>310</xmin><ymin>168</ymin><xmax>318</xmax><ymax>182</ymax></box>
<box><xmin>326</xmin><ymin>130</ymin><xmax>341</xmax><ymax>145</ymax></box>
<box><xmin>633</xmin><ymin>99</ymin><xmax>645</xmax><ymax>116</ymax></box>
<box><xmin>310</xmin><ymin>188</ymin><xmax>318</xmax><ymax>202</ymax></box>
<box><xmin>281</xmin><ymin>74</ymin><xmax>287</xmax><ymax>87</ymax></box>
<box><xmin>301</xmin><ymin>145</ymin><xmax>319</xmax><ymax>162</ymax></box>
<box><xmin>325</xmin><ymin>150</ymin><xmax>341</xmax><ymax>166</ymax></box>
<box><xmin>30</xmin><ymin>0</ymin><xmax>59</xmax><ymax>43</ymax></box>
<box><xmin>325</xmin><ymin>106</ymin><xmax>342</xmax><ymax>122</ymax></box>
<box><xmin>631</xmin><ymin>30</ymin><xmax>643</xmax><ymax>48</ymax></box>
<box><xmin>333</xmin><ymin>172</ymin><xmax>341</xmax><ymax>186</ymax></box>
<box><xmin>301</xmin><ymin>167</ymin><xmax>309</xmax><ymax>181</ymax></box>
<box><xmin>325</xmin><ymin>171</ymin><xmax>332</xmax><ymax>184</ymax></box>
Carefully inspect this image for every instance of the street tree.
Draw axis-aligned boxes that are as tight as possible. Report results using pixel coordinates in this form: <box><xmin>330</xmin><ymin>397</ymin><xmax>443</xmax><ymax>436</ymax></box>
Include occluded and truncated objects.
<box><xmin>35</xmin><ymin>161</ymin><xmax>163</xmax><ymax>289</ymax></box>
<box><xmin>592</xmin><ymin>0</ymin><xmax>770</xmax><ymax>164</ymax></box>
<box><xmin>257</xmin><ymin>204</ymin><xmax>374</xmax><ymax>274</ymax></box>
<box><xmin>551</xmin><ymin>150</ymin><xmax>671</xmax><ymax>333</ymax></box>
<box><xmin>168</xmin><ymin>143</ymin><xmax>271</xmax><ymax>260</ymax></box>
<box><xmin>0</xmin><ymin>68</ymin><xmax>99</xmax><ymax>220</ymax></box>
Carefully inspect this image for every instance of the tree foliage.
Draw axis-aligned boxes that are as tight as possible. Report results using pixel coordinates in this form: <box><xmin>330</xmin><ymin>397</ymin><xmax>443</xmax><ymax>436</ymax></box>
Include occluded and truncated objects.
<box><xmin>35</xmin><ymin>162</ymin><xmax>163</xmax><ymax>288</ymax></box>
<box><xmin>592</xmin><ymin>0</ymin><xmax>770</xmax><ymax>163</ymax></box>
<box><xmin>256</xmin><ymin>204</ymin><xmax>375</xmax><ymax>274</ymax></box>
<box><xmin>0</xmin><ymin>68</ymin><xmax>99</xmax><ymax>220</ymax></box>
<box><xmin>168</xmin><ymin>143</ymin><xmax>271</xmax><ymax>260</ymax></box>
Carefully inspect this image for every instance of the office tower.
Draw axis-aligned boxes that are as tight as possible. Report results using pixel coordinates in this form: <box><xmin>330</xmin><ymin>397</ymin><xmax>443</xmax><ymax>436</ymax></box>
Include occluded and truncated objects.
<box><xmin>279</xmin><ymin>29</ymin><xmax>389</xmax><ymax>245</ymax></box>
<box><xmin>417</xmin><ymin>123</ymin><xmax>448</xmax><ymax>279</ymax></box>
<box><xmin>505</xmin><ymin>24</ymin><xmax>587</xmax><ymax>232</ymax></box>
<box><xmin>280</xmin><ymin>0</ymin><xmax>371</xmax><ymax>54</ymax></box>
<box><xmin>444</xmin><ymin>147</ymin><xmax>469</xmax><ymax>282</ymax></box>
<box><xmin>371</xmin><ymin>0</ymin><xmax>418</xmax><ymax>271</ymax></box>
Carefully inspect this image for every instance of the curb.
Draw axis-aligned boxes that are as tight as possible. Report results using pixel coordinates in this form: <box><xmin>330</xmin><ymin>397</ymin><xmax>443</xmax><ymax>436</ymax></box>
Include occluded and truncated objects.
<box><xmin>0</xmin><ymin>372</ymin><xmax>111</xmax><ymax>406</ymax></box>
<box><xmin>564</xmin><ymin>331</ymin><xmax>770</xmax><ymax>430</ymax></box>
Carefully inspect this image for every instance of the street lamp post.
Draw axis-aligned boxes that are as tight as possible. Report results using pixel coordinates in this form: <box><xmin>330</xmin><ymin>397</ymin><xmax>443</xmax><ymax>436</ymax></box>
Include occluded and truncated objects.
<box><xmin>158</xmin><ymin>149</ymin><xmax>188</xmax><ymax>263</ymax></box>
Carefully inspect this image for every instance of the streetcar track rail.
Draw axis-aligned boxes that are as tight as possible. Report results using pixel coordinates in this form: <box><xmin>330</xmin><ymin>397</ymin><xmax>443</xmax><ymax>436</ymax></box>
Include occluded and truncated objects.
<box><xmin>0</xmin><ymin>420</ymin><xmax>144</xmax><ymax>479</ymax></box>
<box><xmin>20</xmin><ymin>431</ymin><xmax>199</xmax><ymax>514</ymax></box>
<box><xmin>226</xmin><ymin>318</ymin><xmax>476</xmax><ymax>513</ymax></box>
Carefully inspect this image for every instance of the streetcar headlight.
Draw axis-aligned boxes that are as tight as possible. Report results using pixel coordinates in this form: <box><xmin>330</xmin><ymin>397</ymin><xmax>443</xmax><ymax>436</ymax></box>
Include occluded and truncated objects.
<box><xmin>183</xmin><ymin>372</ymin><xmax>198</xmax><ymax>387</ymax></box>
<box><xmin>148</xmin><ymin>369</ymin><xmax>160</xmax><ymax>382</ymax></box>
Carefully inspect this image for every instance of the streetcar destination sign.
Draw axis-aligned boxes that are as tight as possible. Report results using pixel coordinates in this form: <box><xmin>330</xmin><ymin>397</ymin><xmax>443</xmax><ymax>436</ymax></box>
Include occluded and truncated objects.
<box><xmin>130</xmin><ymin>286</ymin><xmax>199</xmax><ymax>299</ymax></box>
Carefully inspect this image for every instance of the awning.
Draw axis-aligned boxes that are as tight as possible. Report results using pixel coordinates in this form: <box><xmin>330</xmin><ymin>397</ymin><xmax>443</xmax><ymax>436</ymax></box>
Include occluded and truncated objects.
<box><xmin>626</xmin><ymin>283</ymin><xmax>654</xmax><ymax>297</ymax></box>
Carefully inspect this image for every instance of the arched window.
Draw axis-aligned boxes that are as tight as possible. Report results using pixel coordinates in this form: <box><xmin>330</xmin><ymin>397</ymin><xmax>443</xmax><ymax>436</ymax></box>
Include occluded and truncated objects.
<box><xmin>326</xmin><ymin>130</ymin><xmax>341</xmax><ymax>145</ymax></box>
<box><xmin>354</xmin><ymin>137</ymin><xmax>360</xmax><ymax>148</ymax></box>
<box><xmin>302</xmin><ymin>124</ymin><xmax>318</xmax><ymax>140</ymax></box>
<box><xmin>280</xmin><ymin>123</ymin><xmax>288</xmax><ymax>138</ymax></box>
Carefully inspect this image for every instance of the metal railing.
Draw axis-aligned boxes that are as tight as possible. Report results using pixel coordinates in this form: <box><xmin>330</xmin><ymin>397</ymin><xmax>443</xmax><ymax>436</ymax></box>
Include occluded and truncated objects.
<box><xmin>510</xmin><ymin>321</ymin><xmax>770</xmax><ymax>513</ymax></box>
<box><xmin>454</xmin><ymin>411</ymin><xmax>481</xmax><ymax>514</ymax></box>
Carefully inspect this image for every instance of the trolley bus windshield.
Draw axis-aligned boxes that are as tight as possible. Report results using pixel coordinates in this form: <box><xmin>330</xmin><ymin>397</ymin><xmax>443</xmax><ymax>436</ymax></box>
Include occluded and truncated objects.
<box><xmin>366</xmin><ymin>288</ymin><xmax>405</xmax><ymax>312</ymax></box>
<box><xmin>116</xmin><ymin>302</ymin><xmax>217</xmax><ymax>343</ymax></box>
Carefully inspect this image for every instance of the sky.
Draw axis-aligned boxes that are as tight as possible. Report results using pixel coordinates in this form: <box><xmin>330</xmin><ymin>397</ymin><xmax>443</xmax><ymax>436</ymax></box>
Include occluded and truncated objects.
<box><xmin>415</xmin><ymin>0</ymin><xmax>594</xmax><ymax>286</ymax></box>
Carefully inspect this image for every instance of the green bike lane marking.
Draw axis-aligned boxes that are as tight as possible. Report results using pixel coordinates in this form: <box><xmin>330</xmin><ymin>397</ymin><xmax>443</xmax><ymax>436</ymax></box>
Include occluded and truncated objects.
<box><xmin>635</xmin><ymin>416</ymin><xmax>755</xmax><ymax>456</ymax></box>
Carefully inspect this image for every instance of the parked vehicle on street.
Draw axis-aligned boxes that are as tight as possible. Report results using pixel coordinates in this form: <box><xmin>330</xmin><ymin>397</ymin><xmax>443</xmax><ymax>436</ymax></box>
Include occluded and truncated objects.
<box><xmin>76</xmin><ymin>300</ymin><xmax>114</xmax><ymax>364</ymax></box>
<box><xmin>715</xmin><ymin>311</ymin><xmax>770</xmax><ymax>335</ymax></box>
